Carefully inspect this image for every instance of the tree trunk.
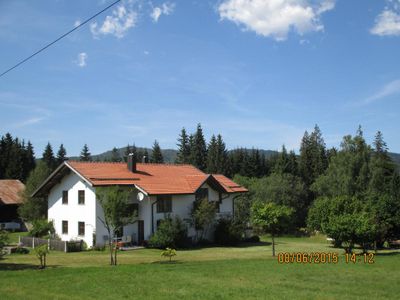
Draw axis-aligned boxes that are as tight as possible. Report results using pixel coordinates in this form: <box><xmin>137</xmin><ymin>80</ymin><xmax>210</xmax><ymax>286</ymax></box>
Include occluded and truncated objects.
<box><xmin>272</xmin><ymin>234</ymin><xmax>275</xmax><ymax>257</ymax></box>
<box><xmin>114</xmin><ymin>243</ymin><xmax>118</xmax><ymax>266</ymax></box>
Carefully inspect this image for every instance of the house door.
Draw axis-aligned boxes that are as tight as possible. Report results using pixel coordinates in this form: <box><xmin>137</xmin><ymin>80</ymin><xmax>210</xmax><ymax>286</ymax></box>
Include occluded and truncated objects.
<box><xmin>138</xmin><ymin>220</ymin><xmax>144</xmax><ymax>245</ymax></box>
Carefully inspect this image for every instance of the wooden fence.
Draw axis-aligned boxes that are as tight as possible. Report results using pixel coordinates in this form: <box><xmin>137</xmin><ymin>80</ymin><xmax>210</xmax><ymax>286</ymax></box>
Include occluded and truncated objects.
<box><xmin>19</xmin><ymin>236</ymin><xmax>83</xmax><ymax>253</ymax></box>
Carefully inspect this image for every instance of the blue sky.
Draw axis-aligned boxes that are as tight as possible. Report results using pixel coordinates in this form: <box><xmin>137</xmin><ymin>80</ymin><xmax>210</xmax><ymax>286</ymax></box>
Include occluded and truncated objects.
<box><xmin>1</xmin><ymin>0</ymin><xmax>400</xmax><ymax>156</ymax></box>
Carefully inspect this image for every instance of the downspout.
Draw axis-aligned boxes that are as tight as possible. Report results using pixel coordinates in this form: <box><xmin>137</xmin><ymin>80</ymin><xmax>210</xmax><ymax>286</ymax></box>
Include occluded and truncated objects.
<box><xmin>151</xmin><ymin>197</ymin><xmax>160</xmax><ymax>234</ymax></box>
<box><xmin>232</xmin><ymin>194</ymin><xmax>241</xmax><ymax>219</ymax></box>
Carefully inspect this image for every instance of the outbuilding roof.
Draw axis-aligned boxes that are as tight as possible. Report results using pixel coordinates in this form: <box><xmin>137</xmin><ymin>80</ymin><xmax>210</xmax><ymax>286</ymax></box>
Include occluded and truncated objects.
<box><xmin>33</xmin><ymin>161</ymin><xmax>247</xmax><ymax>196</ymax></box>
<box><xmin>0</xmin><ymin>180</ymin><xmax>25</xmax><ymax>205</ymax></box>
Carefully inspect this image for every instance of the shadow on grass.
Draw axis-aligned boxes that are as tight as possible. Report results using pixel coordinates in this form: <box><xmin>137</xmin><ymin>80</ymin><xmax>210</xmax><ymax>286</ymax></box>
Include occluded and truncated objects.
<box><xmin>177</xmin><ymin>241</ymin><xmax>271</xmax><ymax>251</ymax></box>
<box><xmin>0</xmin><ymin>262</ymin><xmax>59</xmax><ymax>271</ymax></box>
<box><xmin>375</xmin><ymin>251</ymin><xmax>400</xmax><ymax>257</ymax></box>
<box><xmin>150</xmin><ymin>260</ymin><xmax>183</xmax><ymax>265</ymax></box>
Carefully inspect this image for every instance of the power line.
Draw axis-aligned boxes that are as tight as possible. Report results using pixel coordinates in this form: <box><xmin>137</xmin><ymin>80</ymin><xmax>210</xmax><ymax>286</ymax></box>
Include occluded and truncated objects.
<box><xmin>0</xmin><ymin>0</ymin><xmax>122</xmax><ymax>79</ymax></box>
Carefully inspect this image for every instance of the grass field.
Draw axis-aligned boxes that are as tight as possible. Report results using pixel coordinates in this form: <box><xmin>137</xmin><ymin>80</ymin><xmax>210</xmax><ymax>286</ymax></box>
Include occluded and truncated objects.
<box><xmin>1</xmin><ymin>235</ymin><xmax>399</xmax><ymax>299</ymax></box>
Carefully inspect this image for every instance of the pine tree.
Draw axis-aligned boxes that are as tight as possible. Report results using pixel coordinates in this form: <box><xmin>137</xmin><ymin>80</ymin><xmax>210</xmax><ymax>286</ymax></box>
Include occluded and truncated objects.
<box><xmin>42</xmin><ymin>142</ymin><xmax>56</xmax><ymax>170</ymax></box>
<box><xmin>111</xmin><ymin>147</ymin><xmax>121</xmax><ymax>162</ymax></box>
<box><xmin>215</xmin><ymin>134</ymin><xmax>228</xmax><ymax>175</ymax></box>
<box><xmin>190</xmin><ymin>124</ymin><xmax>207</xmax><ymax>171</ymax></box>
<box><xmin>206</xmin><ymin>135</ymin><xmax>218</xmax><ymax>173</ymax></box>
<box><xmin>151</xmin><ymin>140</ymin><xmax>164</xmax><ymax>163</ymax></box>
<box><xmin>176</xmin><ymin>128</ymin><xmax>191</xmax><ymax>164</ymax></box>
<box><xmin>80</xmin><ymin>144</ymin><xmax>92</xmax><ymax>162</ymax></box>
<box><xmin>56</xmin><ymin>144</ymin><xmax>67</xmax><ymax>166</ymax></box>
<box><xmin>369</xmin><ymin>131</ymin><xmax>395</xmax><ymax>195</ymax></box>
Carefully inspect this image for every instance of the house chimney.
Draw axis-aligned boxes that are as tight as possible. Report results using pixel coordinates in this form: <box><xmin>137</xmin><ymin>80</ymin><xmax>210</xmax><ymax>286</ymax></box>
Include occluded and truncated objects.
<box><xmin>127</xmin><ymin>153</ymin><xmax>137</xmax><ymax>172</ymax></box>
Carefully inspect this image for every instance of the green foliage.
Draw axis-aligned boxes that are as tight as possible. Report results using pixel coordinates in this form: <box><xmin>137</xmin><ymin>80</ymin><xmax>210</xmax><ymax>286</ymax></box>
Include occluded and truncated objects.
<box><xmin>161</xmin><ymin>247</ymin><xmax>177</xmax><ymax>262</ymax></box>
<box><xmin>0</xmin><ymin>230</ymin><xmax>9</xmax><ymax>258</ymax></box>
<box><xmin>175</xmin><ymin>128</ymin><xmax>191</xmax><ymax>164</ymax></box>
<box><xmin>96</xmin><ymin>186</ymin><xmax>137</xmax><ymax>265</ymax></box>
<box><xmin>0</xmin><ymin>133</ymin><xmax>36</xmax><ymax>182</ymax></box>
<box><xmin>18</xmin><ymin>161</ymin><xmax>52</xmax><ymax>222</ymax></box>
<box><xmin>56</xmin><ymin>144</ymin><xmax>67</xmax><ymax>166</ymax></box>
<box><xmin>308</xmin><ymin>196</ymin><xmax>380</xmax><ymax>252</ymax></box>
<box><xmin>252</xmin><ymin>172</ymin><xmax>306</xmax><ymax>228</ymax></box>
<box><xmin>42</xmin><ymin>142</ymin><xmax>56</xmax><ymax>171</ymax></box>
<box><xmin>149</xmin><ymin>217</ymin><xmax>188</xmax><ymax>249</ymax></box>
<box><xmin>110</xmin><ymin>147</ymin><xmax>122</xmax><ymax>162</ymax></box>
<box><xmin>251</xmin><ymin>202</ymin><xmax>293</xmax><ymax>256</ymax></box>
<box><xmin>251</xmin><ymin>202</ymin><xmax>294</xmax><ymax>235</ymax></box>
<box><xmin>189</xmin><ymin>124</ymin><xmax>207</xmax><ymax>171</ymax></box>
<box><xmin>34</xmin><ymin>244</ymin><xmax>49</xmax><ymax>269</ymax></box>
<box><xmin>29</xmin><ymin>220</ymin><xmax>55</xmax><ymax>238</ymax></box>
<box><xmin>151</xmin><ymin>140</ymin><xmax>164</xmax><ymax>163</ymax></box>
<box><xmin>191</xmin><ymin>198</ymin><xmax>216</xmax><ymax>241</ymax></box>
<box><xmin>80</xmin><ymin>144</ymin><xmax>92</xmax><ymax>162</ymax></box>
<box><xmin>214</xmin><ymin>218</ymin><xmax>242</xmax><ymax>246</ymax></box>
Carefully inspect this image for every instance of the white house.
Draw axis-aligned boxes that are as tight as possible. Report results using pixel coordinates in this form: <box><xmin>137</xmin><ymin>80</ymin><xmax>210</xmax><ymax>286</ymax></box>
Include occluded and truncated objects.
<box><xmin>32</xmin><ymin>157</ymin><xmax>247</xmax><ymax>247</ymax></box>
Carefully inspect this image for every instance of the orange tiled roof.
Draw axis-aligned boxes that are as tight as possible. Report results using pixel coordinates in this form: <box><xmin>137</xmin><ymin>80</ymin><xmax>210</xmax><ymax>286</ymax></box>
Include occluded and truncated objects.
<box><xmin>212</xmin><ymin>175</ymin><xmax>248</xmax><ymax>193</ymax></box>
<box><xmin>66</xmin><ymin>161</ymin><xmax>247</xmax><ymax>195</ymax></box>
<box><xmin>0</xmin><ymin>180</ymin><xmax>25</xmax><ymax>205</ymax></box>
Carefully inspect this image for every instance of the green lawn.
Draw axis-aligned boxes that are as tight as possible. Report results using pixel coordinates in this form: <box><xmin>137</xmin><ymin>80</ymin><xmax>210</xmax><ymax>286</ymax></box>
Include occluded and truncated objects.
<box><xmin>1</xmin><ymin>235</ymin><xmax>399</xmax><ymax>299</ymax></box>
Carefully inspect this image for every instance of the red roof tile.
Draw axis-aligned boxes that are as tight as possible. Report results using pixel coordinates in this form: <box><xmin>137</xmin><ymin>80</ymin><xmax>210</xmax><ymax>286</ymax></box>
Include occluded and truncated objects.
<box><xmin>212</xmin><ymin>175</ymin><xmax>248</xmax><ymax>193</ymax></box>
<box><xmin>0</xmin><ymin>180</ymin><xmax>25</xmax><ymax>205</ymax></box>
<box><xmin>65</xmin><ymin>161</ymin><xmax>247</xmax><ymax>195</ymax></box>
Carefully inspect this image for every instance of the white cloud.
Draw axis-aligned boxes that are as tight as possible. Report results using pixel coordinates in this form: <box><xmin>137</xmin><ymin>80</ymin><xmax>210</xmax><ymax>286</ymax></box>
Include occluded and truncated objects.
<box><xmin>13</xmin><ymin>117</ymin><xmax>44</xmax><ymax>128</ymax></box>
<box><xmin>150</xmin><ymin>2</ymin><xmax>175</xmax><ymax>22</ymax></box>
<box><xmin>91</xmin><ymin>4</ymin><xmax>137</xmax><ymax>38</ymax></box>
<box><xmin>370</xmin><ymin>10</ymin><xmax>400</xmax><ymax>36</ymax></box>
<box><xmin>218</xmin><ymin>0</ymin><xmax>335</xmax><ymax>41</ymax></box>
<box><xmin>363</xmin><ymin>79</ymin><xmax>400</xmax><ymax>104</ymax></box>
<box><xmin>77</xmin><ymin>52</ymin><xmax>88</xmax><ymax>67</ymax></box>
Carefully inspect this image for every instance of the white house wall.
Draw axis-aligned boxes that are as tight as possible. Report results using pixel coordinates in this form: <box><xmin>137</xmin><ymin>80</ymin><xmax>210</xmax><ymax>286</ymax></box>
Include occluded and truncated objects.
<box><xmin>48</xmin><ymin>172</ymin><xmax>96</xmax><ymax>247</ymax></box>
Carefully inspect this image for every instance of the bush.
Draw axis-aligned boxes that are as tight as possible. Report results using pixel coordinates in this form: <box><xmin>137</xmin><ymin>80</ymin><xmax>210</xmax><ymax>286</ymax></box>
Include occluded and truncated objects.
<box><xmin>0</xmin><ymin>230</ymin><xmax>9</xmax><ymax>259</ymax></box>
<box><xmin>214</xmin><ymin>218</ymin><xmax>242</xmax><ymax>246</ymax></box>
<box><xmin>29</xmin><ymin>220</ymin><xmax>55</xmax><ymax>238</ymax></box>
<box><xmin>13</xmin><ymin>247</ymin><xmax>29</xmax><ymax>254</ymax></box>
<box><xmin>67</xmin><ymin>240</ymin><xmax>83</xmax><ymax>252</ymax></box>
<box><xmin>149</xmin><ymin>216</ymin><xmax>188</xmax><ymax>249</ymax></box>
<box><xmin>161</xmin><ymin>247</ymin><xmax>177</xmax><ymax>262</ymax></box>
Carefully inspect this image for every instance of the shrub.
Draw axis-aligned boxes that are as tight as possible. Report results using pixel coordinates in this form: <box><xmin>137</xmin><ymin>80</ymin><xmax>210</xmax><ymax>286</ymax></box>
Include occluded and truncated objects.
<box><xmin>34</xmin><ymin>244</ymin><xmax>49</xmax><ymax>269</ymax></box>
<box><xmin>149</xmin><ymin>216</ymin><xmax>188</xmax><ymax>249</ymax></box>
<box><xmin>214</xmin><ymin>218</ymin><xmax>242</xmax><ymax>246</ymax></box>
<box><xmin>13</xmin><ymin>247</ymin><xmax>30</xmax><ymax>254</ymax></box>
<box><xmin>161</xmin><ymin>247</ymin><xmax>177</xmax><ymax>262</ymax></box>
<box><xmin>29</xmin><ymin>220</ymin><xmax>55</xmax><ymax>238</ymax></box>
<box><xmin>0</xmin><ymin>230</ymin><xmax>9</xmax><ymax>259</ymax></box>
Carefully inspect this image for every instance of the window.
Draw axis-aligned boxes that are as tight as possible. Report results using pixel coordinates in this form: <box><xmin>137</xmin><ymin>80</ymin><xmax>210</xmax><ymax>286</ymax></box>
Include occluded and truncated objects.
<box><xmin>62</xmin><ymin>220</ymin><xmax>68</xmax><ymax>234</ymax></box>
<box><xmin>78</xmin><ymin>190</ymin><xmax>85</xmax><ymax>205</ymax></box>
<box><xmin>156</xmin><ymin>195</ymin><xmax>172</xmax><ymax>213</ymax></box>
<box><xmin>62</xmin><ymin>191</ymin><xmax>68</xmax><ymax>204</ymax></box>
<box><xmin>195</xmin><ymin>188</ymin><xmax>208</xmax><ymax>202</ymax></box>
<box><xmin>78</xmin><ymin>222</ymin><xmax>85</xmax><ymax>236</ymax></box>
